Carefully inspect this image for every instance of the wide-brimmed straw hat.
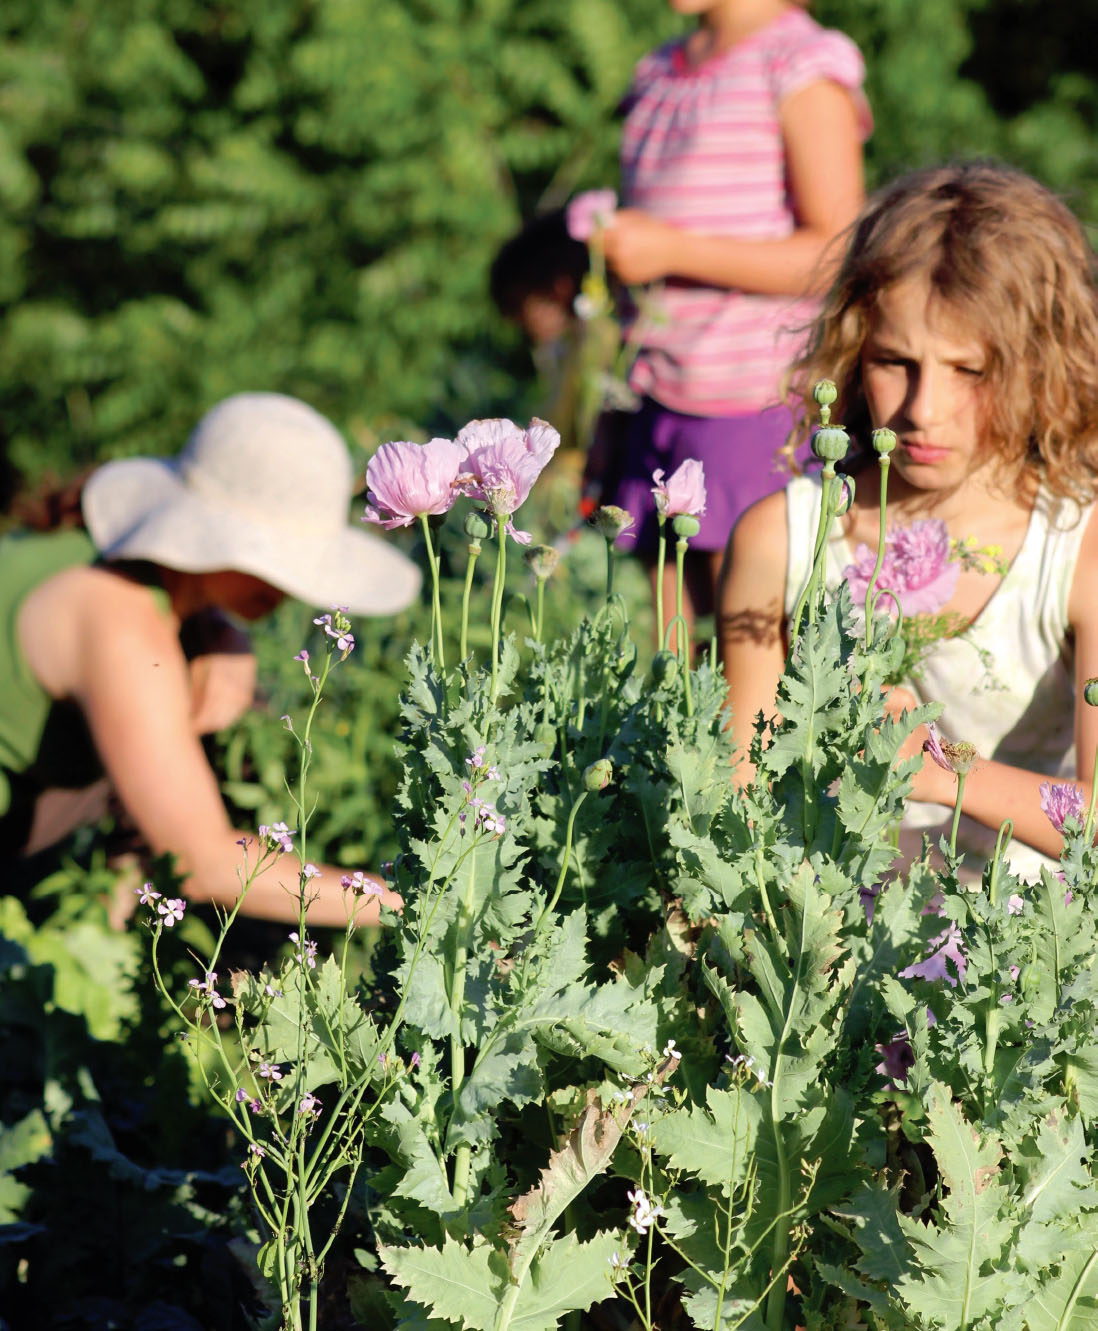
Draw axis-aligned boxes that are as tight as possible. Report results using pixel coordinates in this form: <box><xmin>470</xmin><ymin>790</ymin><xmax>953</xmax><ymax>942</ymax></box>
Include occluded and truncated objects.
<box><xmin>82</xmin><ymin>392</ymin><xmax>422</xmax><ymax>616</ymax></box>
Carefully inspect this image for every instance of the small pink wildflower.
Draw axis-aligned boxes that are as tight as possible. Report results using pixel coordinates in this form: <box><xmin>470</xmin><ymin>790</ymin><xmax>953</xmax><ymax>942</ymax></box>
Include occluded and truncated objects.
<box><xmin>843</xmin><ymin>517</ymin><xmax>958</xmax><ymax>616</ymax></box>
<box><xmin>566</xmin><ymin>188</ymin><xmax>618</xmax><ymax>242</ymax></box>
<box><xmin>257</xmin><ymin>1062</ymin><xmax>282</xmax><ymax>1081</ymax></box>
<box><xmin>299</xmin><ymin>1092</ymin><xmax>321</xmax><ymax>1115</ymax></box>
<box><xmin>157</xmin><ymin>898</ymin><xmax>186</xmax><ymax>927</ymax></box>
<box><xmin>1039</xmin><ymin>781</ymin><xmax>1085</xmax><ymax>833</ymax></box>
<box><xmin>188</xmin><ymin>971</ymin><xmax>226</xmax><ymax>1009</ymax></box>
<box><xmin>341</xmin><ymin>870</ymin><xmax>384</xmax><ymax>898</ymax></box>
<box><xmin>364</xmin><ymin>437</ymin><xmax>467</xmax><ymax>528</ymax></box>
<box><xmin>289</xmin><ymin>931</ymin><xmax>317</xmax><ymax>970</ymax></box>
<box><xmin>652</xmin><ymin>460</ymin><xmax>707</xmax><ymax>520</ymax></box>
<box><xmin>135</xmin><ymin>882</ymin><xmax>161</xmax><ymax>906</ymax></box>
<box><xmin>302</xmin><ymin>863</ymin><xmax>321</xmax><ymax>880</ymax></box>
<box><xmin>626</xmin><ymin>1187</ymin><xmax>665</xmax><ymax>1235</ymax></box>
<box><xmin>259</xmin><ymin>822</ymin><xmax>295</xmax><ymax>854</ymax></box>
<box><xmin>1007</xmin><ymin>894</ymin><xmax>1025</xmax><ymax>915</ymax></box>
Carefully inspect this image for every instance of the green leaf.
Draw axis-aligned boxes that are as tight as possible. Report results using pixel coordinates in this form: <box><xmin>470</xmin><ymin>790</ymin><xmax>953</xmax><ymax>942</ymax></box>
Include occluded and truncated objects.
<box><xmin>1024</xmin><ymin>1245</ymin><xmax>1098</xmax><ymax>1331</ymax></box>
<box><xmin>502</xmin><ymin>1231</ymin><xmax>621</xmax><ymax>1331</ymax></box>
<box><xmin>379</xmin><ymin>1236</ymin><xmax>502</xmax><ymax>1331</ymax></box>
<box><xmin>649</xmin><ymin>1084</ymin><xmax>760</xmax><ymax>1196</ymax></box>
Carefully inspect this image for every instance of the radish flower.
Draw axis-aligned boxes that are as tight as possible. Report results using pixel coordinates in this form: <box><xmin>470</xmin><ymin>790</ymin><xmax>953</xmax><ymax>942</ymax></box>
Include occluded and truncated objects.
<box><xmin>364</xmin><ymin>437</ymin><xmax>467</xmax><ymax>529</ymax></box>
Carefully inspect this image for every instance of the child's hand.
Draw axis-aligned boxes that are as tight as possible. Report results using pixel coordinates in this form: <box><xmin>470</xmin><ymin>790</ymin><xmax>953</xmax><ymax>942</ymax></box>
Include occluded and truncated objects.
<box><xmin>601</xmin><ymin>209</ymin><xmax>678</xmax><ymax>284</ymax></box>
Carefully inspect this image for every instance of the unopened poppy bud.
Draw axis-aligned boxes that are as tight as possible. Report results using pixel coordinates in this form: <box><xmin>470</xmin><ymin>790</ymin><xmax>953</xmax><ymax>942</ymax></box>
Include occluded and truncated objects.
<box><xmin>1084</xmin><ymin>677</ymin><xmax>1098</xmax><ymax>707</ymax></box>
<box><xmin>832</xmin><ymin>475</ymin><xmax>855</xmax><ymax>515</ymax></box>
<box><xmin>534</xmin><ymin>722</ymin><xmax>556</xmax><ymax>757</ymax></box>
<box><xmin>651</xmin><ymin>649</ymin><xmax>679</xmax><ymax>685</ymax></box>
<box><xmin>1018</xmin><ymin>963</ymin><xmax>1041</xmax><ymax>997</ymax></box>
<box><xmin>524</xmin><ymin>544</ymin><xmax>560</xmax><ymax>580</ymax></box>
<box><xmin>672</xmin><ymin>514</ymin><xmax>701</xmax><ymax>539</ymax></box>
<box><xmin>464</xmin><ymin>510</ymin><xmax>492</xmax><ymax>542</ymax></box>
<box><xmin>811</xmin><ymin>425</ymin><xmax>850</xmax><ymax>465</ymax></box>
<box><xmin>813</xmin><ymin>380</ymin><xmax>838</xmax><ymax>408</ymax></box>
<box><xmin>590</xmin><ymin>505</ymin><xmax>635</xmax><ymax>540</ymax></box>
<box><xmin>871</xmin><ymin>428</ymin><xmax>897</xmax><ymax>456</ymax></box>
<box><xmin>583</xmin><ymin>758</ymin><xmax>613</xmax><ymax>792</ymax></box>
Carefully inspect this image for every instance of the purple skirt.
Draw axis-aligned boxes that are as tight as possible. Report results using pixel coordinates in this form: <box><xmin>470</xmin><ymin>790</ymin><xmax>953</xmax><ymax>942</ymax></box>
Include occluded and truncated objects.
<box><xmin>606</xmin><ymin>398</ymin><xmax>808</xmax><ymax>554</ymax></box>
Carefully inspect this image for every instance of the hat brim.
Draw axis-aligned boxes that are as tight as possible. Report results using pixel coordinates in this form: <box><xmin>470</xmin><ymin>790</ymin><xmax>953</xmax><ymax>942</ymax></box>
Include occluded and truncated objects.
<box><xmin>83</xmin><ymin>457</ymin><xmax>422</xmax><ymax>617</ymax></box>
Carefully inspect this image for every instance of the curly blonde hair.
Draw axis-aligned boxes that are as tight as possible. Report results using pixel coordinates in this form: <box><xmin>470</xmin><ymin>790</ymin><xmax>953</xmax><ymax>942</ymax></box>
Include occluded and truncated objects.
<box><xmin>786</xmin><ymin>161</ymin><xmax>1098</xmax><ymax>502</ymax></box>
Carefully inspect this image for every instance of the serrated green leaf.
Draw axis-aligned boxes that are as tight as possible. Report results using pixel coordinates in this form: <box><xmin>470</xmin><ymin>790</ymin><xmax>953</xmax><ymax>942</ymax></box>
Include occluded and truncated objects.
<box><xmin>380</xmin><ymin>1236</ymin><xmax>502</xmax><ymax>1331</ymax></box>
<box><xmin>649</xmin><ymin>1084</ymin><xmax>760</xmax><ymax>1196</ymax></box>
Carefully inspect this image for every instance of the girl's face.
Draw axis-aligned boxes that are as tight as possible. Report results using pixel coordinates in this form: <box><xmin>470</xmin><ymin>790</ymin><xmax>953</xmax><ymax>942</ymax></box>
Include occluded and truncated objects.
<box><xmin>860</xmin><ymin>279</ymin><xmax>994</xmax><ymax>492</ymax></box>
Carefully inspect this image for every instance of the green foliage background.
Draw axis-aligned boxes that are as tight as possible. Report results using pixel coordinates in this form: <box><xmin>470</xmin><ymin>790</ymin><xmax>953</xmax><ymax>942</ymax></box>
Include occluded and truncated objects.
<box><xmin>2</xmin><ymin>0</ymin><xmax>1096</xmax><ymax>502</ymax></box>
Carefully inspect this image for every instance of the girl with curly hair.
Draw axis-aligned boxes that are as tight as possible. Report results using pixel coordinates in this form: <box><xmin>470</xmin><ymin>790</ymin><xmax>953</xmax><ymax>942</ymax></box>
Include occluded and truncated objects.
<box><xmin>719</xmin><ymin>161</ymin><xmax>1098</xmax><ymax>876</ymax></box>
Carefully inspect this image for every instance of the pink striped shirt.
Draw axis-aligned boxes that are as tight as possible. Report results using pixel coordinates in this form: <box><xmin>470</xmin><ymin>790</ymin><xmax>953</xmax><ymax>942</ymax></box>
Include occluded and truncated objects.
<box><xmin>621</xmin><ymin>7</ymin><xmax>871</xmax><ymax>417</ymax></box>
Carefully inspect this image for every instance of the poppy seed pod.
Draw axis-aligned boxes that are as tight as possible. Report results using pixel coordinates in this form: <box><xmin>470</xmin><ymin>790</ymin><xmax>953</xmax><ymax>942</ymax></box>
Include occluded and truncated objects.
<box><xmin>672</xmin><ymin>514</ymin><xmax>701</xmax><ymax>539</ymax></box>
<box><xmin>524</xmin><ymin>544</ymin><xmax>560</xmax><ymax>580</ymax></box>
<box><xmin>813</xmin><ymin>380</ymin><xmax>838</xmax><ymax>409</ymax></box>
<box><xmin>1083</xmin><ymin>677</ymin><xmax>1098</xmax><ymax>707</ymax></box>
<box><xmin>812</xmin><ymin>425</ymin><xmax>850</xmax><ymax>465</ymax></box>
<box><xmin>464</xmin><ymin>510</ymin><xmax>492</xmax><ymax>542</ymax></box>
<box><xmin>590</xmin><ymin>505</ymin><xmax>635</xmax><ymax>540</ymax></box>
<box><xmin>534</xmin><ymin>722</ymin><xmax>556</xmax><ymax>758</ymax></box>
<box><xmin>871</xmin><ymin>428</ymin><xmax>898</xmax><ymax>456</ymax></box>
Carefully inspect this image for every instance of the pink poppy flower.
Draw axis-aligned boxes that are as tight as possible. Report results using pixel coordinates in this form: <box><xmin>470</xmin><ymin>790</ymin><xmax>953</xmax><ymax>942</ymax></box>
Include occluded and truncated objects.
<box><xmin>455</xmin><ymin>417</ymin><xmax>561</xmax><ymax>544</ymax></box>
<box><xmin>875</xmin><ymin>1033</ymin><xmax>915</xmax><ymax>1086</ymax></box>
<box><xmin>922</xmin><ymin>723</ymin><xmax>976</xmax><ymax>775</ymax></box>
<box><xmin>1039</xmin><ymin>781</ymin><xmax>1085</xmax><ymax>832</ymax></box>
<box><xmin>899</xmin><ymin>922</ymin><xmax>967</xmax><ymax>988</ymax></box>
<box><xmin>364</xmin><ymin>437</ymin><xmax>467</xmax><ymax>529</ymax></box>
<box><xmin>566</xmin><ymin>189</ymin><xmax>618</xmax><ymax>242</ymax></box>
<box><xmin>843</xmin><ymin>517</ymin><xmax>959</xmax><ymax>616</ymax></box>
<box><xmin>652</xmin><ymin>459</ymin><xmax>707</xmax><ymax>519</ymax></box>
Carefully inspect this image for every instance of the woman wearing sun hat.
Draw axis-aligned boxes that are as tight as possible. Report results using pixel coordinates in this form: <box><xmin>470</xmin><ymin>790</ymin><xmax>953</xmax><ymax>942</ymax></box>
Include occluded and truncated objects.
<box><xmin>1</xmin><ymin>392</ymin><xmax>420</xmax><ymax>926</ymax></box>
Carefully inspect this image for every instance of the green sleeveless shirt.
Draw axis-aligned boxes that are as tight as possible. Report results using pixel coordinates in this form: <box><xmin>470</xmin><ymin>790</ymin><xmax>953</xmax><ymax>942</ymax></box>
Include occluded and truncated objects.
<box><xmin>1</xmin><ymin>530</ymin><xmax>111</xmax><ymax>852</ymax></box>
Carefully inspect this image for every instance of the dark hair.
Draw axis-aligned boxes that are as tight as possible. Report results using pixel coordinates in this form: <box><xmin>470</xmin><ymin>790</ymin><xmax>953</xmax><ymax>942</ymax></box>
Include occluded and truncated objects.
<box><xmin>787</xmin><ymin>161</ymin><xmax>1098</xmax><ymax>501</ymax></box>
<box><xmin>489</xmin><ymin>209</ymin><xmax>589</xmax><ymax>320</ymax></box>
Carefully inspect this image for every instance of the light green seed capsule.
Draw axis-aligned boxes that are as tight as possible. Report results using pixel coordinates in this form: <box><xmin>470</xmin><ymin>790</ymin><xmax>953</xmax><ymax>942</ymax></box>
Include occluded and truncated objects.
<box><xmin>583</xmin><ymin>758</ymin><xmax>613</xmax><ymax>792</ymax></box>
<box><xmin>672</xmin><ymin>514</ymin><xmax>701</xmax><ymax>539</ymax></box>
<box><xmin>871</xmin><ymin>428</ymin><xmax>898</xmax><ymax>455</ymax></box>
<box><xmin>1083</xmin><ymin>677</ymin><xmax>1098</xmax><ymax>707</ymax></box>
<box><xmin>812</xmin><ymin>425</ymin><xmax>850</xmax><ymax>465</ymax></box>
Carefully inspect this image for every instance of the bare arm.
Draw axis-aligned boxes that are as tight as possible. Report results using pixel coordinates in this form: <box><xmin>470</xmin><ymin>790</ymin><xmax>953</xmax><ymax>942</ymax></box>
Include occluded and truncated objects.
<box><xmin>20</xmin><ymin>570</ymin><xmax>398</xmax><ymax>927</ymax></box>
<box><xmin>717</xmin><ymin>493</ymin><xmax>791</xmax><ymax>783</ymax></box>
<box><xmin>601</xmin><ymin>79</ymin><xmax>864</xmax><ymax>293</ymax></box>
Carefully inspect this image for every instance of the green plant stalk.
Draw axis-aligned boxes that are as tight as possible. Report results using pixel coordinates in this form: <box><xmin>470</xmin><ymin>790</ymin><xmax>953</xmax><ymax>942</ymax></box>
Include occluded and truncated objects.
<box><xmin>489</xmin><ymin>517</ymin><xmax>508</xmax><ymax>702</ymax></box>
<box><xmin>535</xmin><ymin>789</ymin><xmax>589</xmax><ymax>931</ymax></box>
<box><xmin>605</xmin><ymin>535</ymin><xmax>617</xmax><ymax>601</ymax></box>
<box><xmin>949</xmin><ymin>771</ymin><xmax>968</xmax><ymax>858</ymax></box>
<box><xmin>448</xmin><ymin>850</ymin><xmax>479</xmax><ymax>1205</ymax></box>
<box><xmin>863</xmin><ymin>455</ymin><xmax>891</xmax><ymax>646</ymax></box>
<box><xmin>1085</xmin><ymin>743</ymin><xmax>1098</xmax><ymax>843</ymax></box>
<box><xmin>535</xmin><ymin>575</ymin><xmax>545</xmax><ymax>644</ymax></box>
<box><xmin>790</xmin><ymin>467</ymin><xmax>835</xmax><ymax>640</ymax></box>
<box><xmin>460</xmin><ymin>539</ymin><xmax>481</xmax><ymax>662</ymax></box>
<box><xmin>674</xmin><ymin>537</ymin><xmax>694</xmax><ymax>717</ymax></box>
<box><xmin>419</xmin><ymin>514</ymin><xmax>446</xmax><ymax>671</ymax></box>
<box><xmin>988</xmin><ymin>818</ymin><xmax>1013</xmax><ymax>907</ymax></box>
<box><xmin>655</xmin><ymin>518</ymin><xmax>667</xmax><ymax>647</ymax></box>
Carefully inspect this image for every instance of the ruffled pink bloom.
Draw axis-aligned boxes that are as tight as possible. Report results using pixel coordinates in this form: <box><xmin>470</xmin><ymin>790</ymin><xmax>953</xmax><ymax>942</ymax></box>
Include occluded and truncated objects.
<box><xmin>1039</xmin><ymin>781</ymin><xmax>1085</xmax><ymax>832</ymax></box>
<box><xmin>899</xmin><ymin>922</ymin><xmax>967</xmax><ymax>988</ymax></box>
<box><xmin>652</xmin><ymin>459</ymin><xmax>707</xmax><ymax>519</ymax></box>
<box><xmin>455</xmin><ymin>417</ymin><xmax>561</xmax><ymax>544</ymax></box>
<box><xmin>364</xmin><ymin>437</ymin><xmax>467</xmax><ymax>529</ymax></box>
<box><xmin>843</xmin><ymin>517</ymin><xmax>959</xmax><ymax>616</ymax></box>
<box><xmin>566</xmin><ymin>189</ymin><xmax>618</xmax><ymax>242</ymax></box>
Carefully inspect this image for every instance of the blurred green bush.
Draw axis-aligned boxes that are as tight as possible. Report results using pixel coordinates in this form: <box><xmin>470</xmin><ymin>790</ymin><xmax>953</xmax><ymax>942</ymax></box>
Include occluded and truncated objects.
<box><xmin>3</xmin><ymin>1</ymin><xmax>1096</xmax><ymax>504</ymax></box>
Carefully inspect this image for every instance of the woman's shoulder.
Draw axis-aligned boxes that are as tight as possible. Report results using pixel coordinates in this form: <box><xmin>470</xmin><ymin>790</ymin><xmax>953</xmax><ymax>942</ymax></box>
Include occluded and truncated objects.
<box><xmin>20</xmin><ymin>563</ymin><xmax>179</xmax><ymax>696</ymax></box>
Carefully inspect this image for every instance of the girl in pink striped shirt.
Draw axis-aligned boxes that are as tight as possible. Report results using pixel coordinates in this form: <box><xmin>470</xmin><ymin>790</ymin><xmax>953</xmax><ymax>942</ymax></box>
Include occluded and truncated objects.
<box><xmin>599</xmin><ymin>0</ymin><xmax>871</xmax><ymax>646</ymax></box>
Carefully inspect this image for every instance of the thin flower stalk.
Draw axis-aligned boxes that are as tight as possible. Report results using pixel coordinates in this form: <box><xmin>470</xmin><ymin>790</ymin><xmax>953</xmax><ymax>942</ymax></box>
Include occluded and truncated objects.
<box><xmin>655</xmin><ymin>517</ymin><xmax>667</xmax><ymax>648</ymax></box>
<box><xmin>489</xmin><ymin>516</ymin><xmax>508</xmax><ymax>702</ymax></box>
<box><xmin>863</xmin><ymin>430</ymin><xmax>897</xmax><ymax>645</ymax></box>
<box><xmin>535</xmin><ymin>790</ymin><xmax>589</xmax><ymax>932</ymax></box>
<box><xmin>418</xmin><ymin>513</ymin><xmax>447</xmax><ymax>671</ymax></box>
